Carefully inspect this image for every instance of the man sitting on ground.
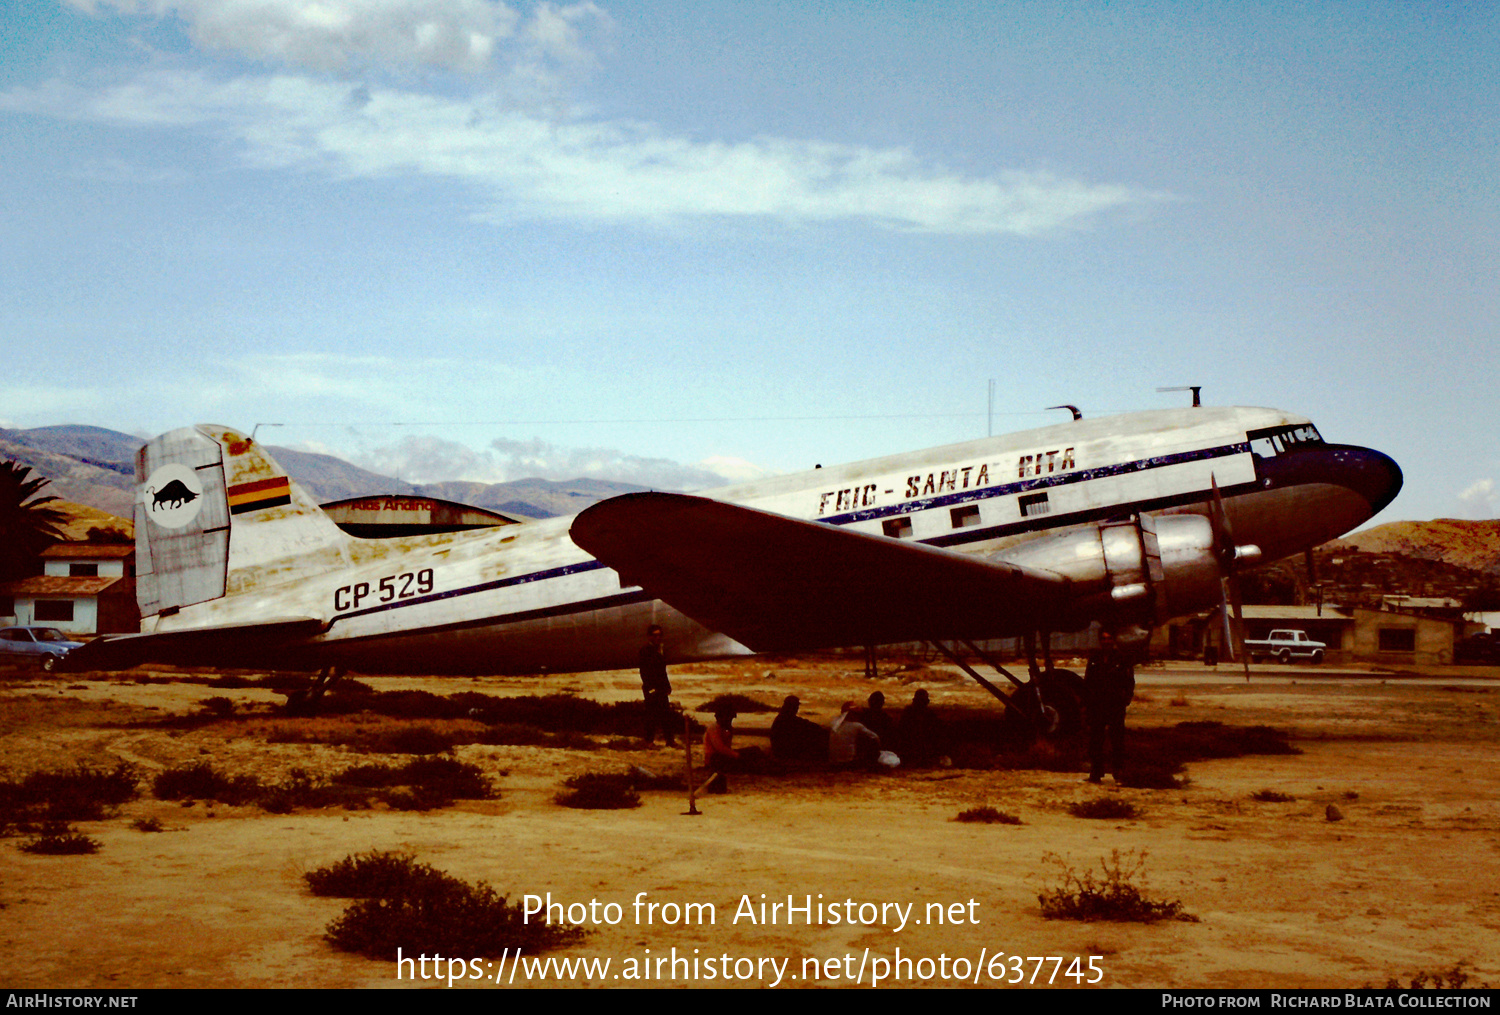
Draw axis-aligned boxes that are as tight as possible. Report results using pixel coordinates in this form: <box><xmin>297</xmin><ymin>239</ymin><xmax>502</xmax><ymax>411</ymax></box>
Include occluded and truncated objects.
<box><xmin>703</xmin><ymin>705</ymin><xmax>763</xmax><ymax>792</ymax></box>
<box><xmin>828</xmin><ymin>700</ymin><xmax>882</xmax><ymax>769</ymax></box>
<box><xmin>770</xmin><ymin>694</ymin><xmax>828</xmax><ymax>765</ymax></box>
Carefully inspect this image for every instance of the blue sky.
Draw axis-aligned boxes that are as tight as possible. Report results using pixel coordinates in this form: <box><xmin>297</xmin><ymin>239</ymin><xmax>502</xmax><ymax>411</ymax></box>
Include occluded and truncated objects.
<box><xmin>1</xmin><ymin>1</ymin><xmax>1495</xmax><ymax>521</ymax></box>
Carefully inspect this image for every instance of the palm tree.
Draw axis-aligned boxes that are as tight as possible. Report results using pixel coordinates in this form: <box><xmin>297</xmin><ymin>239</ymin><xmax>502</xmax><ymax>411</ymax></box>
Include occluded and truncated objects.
<box><xmin>0</xmin><ymin>460</ymin><xmax>70</xmax><ymax>580</ymax></box>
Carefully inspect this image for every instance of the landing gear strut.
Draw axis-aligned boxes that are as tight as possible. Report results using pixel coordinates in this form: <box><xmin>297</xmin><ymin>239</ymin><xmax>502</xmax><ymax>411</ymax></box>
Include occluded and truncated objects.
<box><xmin>285</xmin><ymin>664</ymin><xmax>345</xmax><ymax>716</ymax></box>
<box><xmin>929</xmin><ymin>634</ymin><xmax>1082</xmax><ymax>737</ymax></box>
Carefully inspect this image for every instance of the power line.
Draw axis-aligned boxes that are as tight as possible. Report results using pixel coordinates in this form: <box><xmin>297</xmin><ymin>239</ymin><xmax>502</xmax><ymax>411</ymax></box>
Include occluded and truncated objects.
<box><xmin>254</xmin><ymin>411</ymin><xmax>1061</xmax><ymax>428</ymax></box>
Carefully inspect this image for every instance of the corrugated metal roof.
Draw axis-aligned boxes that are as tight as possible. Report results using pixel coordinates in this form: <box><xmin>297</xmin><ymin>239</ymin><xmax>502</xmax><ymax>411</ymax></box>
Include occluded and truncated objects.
<box><xmin>0</xmin><ymin>576</ymin><xmax>126</xmax><ymax>596</ymax></box>
<box><xmin>1236</xmin><ymin>605</ymin><xmax>1354</xmax><ymax>621</ymax></box>
<box><xmin>41</xmin><ymin>544</ymin><xmax>135</xmax><ymax>559</ymax></box>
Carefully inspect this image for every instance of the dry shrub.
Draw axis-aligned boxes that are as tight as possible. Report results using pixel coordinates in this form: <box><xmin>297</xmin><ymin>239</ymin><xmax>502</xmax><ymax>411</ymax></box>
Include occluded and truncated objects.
<box><xmin>327</xmin><ymin>885</ymin><xmax>583</xmax><ymax>961</ymax></box>
<box><xmin>382</xmin><ymin>788</ymin><xmax>452</xmax><ymax>812</ymax></box>
<box><xmin>332</xmin><ymin>757</ymin><xmax>494</xmax><ymax>801</ymax></box>
<box><xmin>955</xmin><ymin>806</ymin><xmax>1021</xmax><ymax>824</ymax></box>
<box><xmin>1251</xmin><ymin>789</ymin><xmax>1295</xmax><ymax>802</ymax></box>
<box><xmin>1068</xmin><ymin>798</ymin><xmax>1141</xmax><ymax>820</ymax></box>
<box><xmin>1104</xmin><ymin>721</ymin><xmax>1296</xmax><ymax>791</ymax></box>
<box><xmin>153</xmin><ymin>762</ymin><xmax>262</xmax><ymax>805</ymax></box>
<box><xmin>1376</xmin><ymin>963</ymin><xmax>1490</xmax><ymax>990</ymax></box>
<box><xmin>555</xmin><ymin>772</ymin><xmax>641</xmax><ymax>810</ymax></box>
<box><xmin>199</xmin><ymin>696</ymin><xmax>236</xmax><ymax>717</ymax></box>
<box><xmin>257</xmin><ymin>769</ymin><xmax>371</xmax><ymax>813</ymax></box>
<box><xmin>309</xmin><ymin>851</ymin><xmax>585</xmax><ymax>960</ymax></box>
<box><xmin>319</xmin><ymin>689</ymin><xmax>644</xmax><ymax>736</ymax></box>
<box><xmin>0</xmin><ymin>763</ymin><xmax>139</xmax><ymax>827</ymax></box>
<box><xmin>362</xmin><ymin>726</ymin><xmax>454</xmax><ymax>755</ymax></box>
<box><xmin>305</xmin><ymin>851</ymin><xmax>462</xmax><ymax>899</ymax></box>
<box><xmin>1115</xmin><ymin>763</ymin><xmax>1187</xmax><ymax>790</ymax></box>
<box><xmin>1038</xmin><ymin>850</ymin><xmax>1195</xmax><ymax>923</ymax></box>
<box><xmin>19</xmin><ymin>822</ymin><xmax>100</xmax><ymax>855</ymax></box>
<box><xmin>695</xmin><ymin>693</ymin><xmax>776</xmax><ymax>715</ymax></box>
<box><xmin>155</xmin><ymin>758</ymin><xmax>492</xmax><ymax>813</ymax></box>
<box><xmin>476</xmin><ymin>724</ymin><xmax>598</xmax><ymax>750</ymax></box>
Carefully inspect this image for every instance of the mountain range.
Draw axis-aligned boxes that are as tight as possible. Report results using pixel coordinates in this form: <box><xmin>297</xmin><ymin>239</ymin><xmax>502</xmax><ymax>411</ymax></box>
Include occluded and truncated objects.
<box><xmin>1328</xmin><ymin>519</ymin><xmax>1500</xmax><ymax>577</ymax></box>
<box><xmin>0</xmin><ymin>424</ymin><xmax>646</xmax><ymax>522</ymax></box>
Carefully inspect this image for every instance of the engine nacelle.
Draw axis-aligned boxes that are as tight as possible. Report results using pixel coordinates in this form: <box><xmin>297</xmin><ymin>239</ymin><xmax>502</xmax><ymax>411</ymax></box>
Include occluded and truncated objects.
<box><xmin>991</xmin><ymin>514</ymin><xmax>1225</xmax><ymax>627</ymax></box>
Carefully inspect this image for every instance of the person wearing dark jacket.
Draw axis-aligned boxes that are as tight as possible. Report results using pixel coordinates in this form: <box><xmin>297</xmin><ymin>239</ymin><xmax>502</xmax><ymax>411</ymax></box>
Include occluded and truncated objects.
<box><xmin>770</xmin><ymin>694</ymin><xmax>828</xmax><ymax>764</ymax></box>
<box><xmin>638</xmin><ymin>625</ymin><xmax>676</xmax><ymax>746</ymax></box>
<box><xmin>1084</xmin><ymin>629</ymin><xmax>1135</xmax><ymax>783</ymax></box>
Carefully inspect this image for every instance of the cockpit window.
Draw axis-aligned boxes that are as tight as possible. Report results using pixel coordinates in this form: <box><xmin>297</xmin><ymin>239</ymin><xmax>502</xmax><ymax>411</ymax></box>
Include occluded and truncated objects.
<box><xmin>1247</xmin><ymin>424</ymin><xmax>1323</xmax><ymax>457</ymax></box>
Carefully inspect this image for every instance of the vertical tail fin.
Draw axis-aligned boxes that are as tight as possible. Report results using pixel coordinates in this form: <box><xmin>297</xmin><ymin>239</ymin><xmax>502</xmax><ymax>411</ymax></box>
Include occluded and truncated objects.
<box><xmin>136</xmin><ymin>425</ymin><xmax>350</xmax><ymax>619</ymax></box>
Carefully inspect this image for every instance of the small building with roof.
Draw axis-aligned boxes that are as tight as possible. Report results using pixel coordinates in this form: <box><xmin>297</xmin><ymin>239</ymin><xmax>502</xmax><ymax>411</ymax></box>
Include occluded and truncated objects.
<box><xmin>1157</xmin><ymin>601</ymin><xmax>1466</xmax><ymax>666</ymax></box>
<box><xmin>0</xmin><ymin>543</ymin><xmax>138</xmax><ymax>635</ymax></box>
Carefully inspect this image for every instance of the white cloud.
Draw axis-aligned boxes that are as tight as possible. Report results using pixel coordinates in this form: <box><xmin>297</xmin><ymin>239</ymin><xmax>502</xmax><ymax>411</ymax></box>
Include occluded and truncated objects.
<box><xmin>68</xmin><ymin>0</ymin><xmax>610</xmax><ymax>78</ymax></box>
<box><xmin>343</xmin><ymin>431</ymin><xmax>759</xmax><ymax>488</ymax></box>
<box><xmin>2</xmin><ymin>68</ymin><xmax>1158</xmax><ymax>233</ymax></box>
<box><xmin>1457</xmin><ymin>479</ymin><xmax>1497</xmax><ymax>519</ymax></box>
<box><xmin>353</xmin><ymin>434</ymin><xmax>495</xmax><ymax>483</ymax></box>
<box><xmin>695</xmin><ymin>454</ymin><xmax>772</xmax><ymax>485</ymax></box>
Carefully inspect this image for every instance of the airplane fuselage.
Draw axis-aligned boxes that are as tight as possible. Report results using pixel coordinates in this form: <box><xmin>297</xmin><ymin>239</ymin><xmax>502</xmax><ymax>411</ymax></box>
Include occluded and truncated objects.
<box><xmin>139</xmin><ymin>406</ymin><xmax>1401</xmax><ymax>674</ymax></box>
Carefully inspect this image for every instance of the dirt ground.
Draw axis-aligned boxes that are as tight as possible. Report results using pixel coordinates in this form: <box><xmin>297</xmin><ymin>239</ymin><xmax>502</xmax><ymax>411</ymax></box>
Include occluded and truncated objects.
<box><xmin>1</xmin><ymin>657</ymin><xmax>1497</xmax><ymax>990</ymax></box>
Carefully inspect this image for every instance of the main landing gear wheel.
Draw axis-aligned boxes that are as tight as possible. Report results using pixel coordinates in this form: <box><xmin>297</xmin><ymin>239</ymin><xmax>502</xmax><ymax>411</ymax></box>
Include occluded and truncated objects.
<box><xmin>1038</xmin><ymin>668</ymin><xmax>1084</xmax><ymax>737</ymax></box>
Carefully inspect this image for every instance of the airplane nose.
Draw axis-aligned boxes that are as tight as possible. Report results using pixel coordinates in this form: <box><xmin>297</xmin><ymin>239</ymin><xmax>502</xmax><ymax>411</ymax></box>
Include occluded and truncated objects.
<box><xmin>1331</xmin><ymin>445</ymin><xmax>1403</xmax><ymax>516</ymax></box>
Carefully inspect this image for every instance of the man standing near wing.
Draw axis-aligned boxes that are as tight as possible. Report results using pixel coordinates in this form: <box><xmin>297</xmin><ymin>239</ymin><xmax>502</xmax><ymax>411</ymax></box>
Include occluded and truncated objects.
<box><xmin>638</xmin><ymin>624</ymin><xmax>677</xmax><ymax>747</ymax></box>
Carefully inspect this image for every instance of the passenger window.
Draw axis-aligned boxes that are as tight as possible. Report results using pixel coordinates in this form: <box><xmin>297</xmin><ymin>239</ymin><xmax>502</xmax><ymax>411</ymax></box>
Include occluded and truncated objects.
<box><xmin>950</xmin><ymin>505</ymin><xmax>981</xmax><ymax>529</ymax></box>
<box><xmin>883</xmin><ymin>517</ymin><xmax>913</xmax><ymax>539</ymax></box>
<box><xmin>1019</xmin><ymin>493</ymin><xmax>1050</xmax><ymax>518</ymax></box>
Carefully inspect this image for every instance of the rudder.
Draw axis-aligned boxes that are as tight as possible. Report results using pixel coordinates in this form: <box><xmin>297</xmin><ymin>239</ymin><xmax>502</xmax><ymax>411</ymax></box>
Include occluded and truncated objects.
<box><xmin>136</xmin><ymin>426</ymin><xmax>350</xmax><ymax>620</ymax></box>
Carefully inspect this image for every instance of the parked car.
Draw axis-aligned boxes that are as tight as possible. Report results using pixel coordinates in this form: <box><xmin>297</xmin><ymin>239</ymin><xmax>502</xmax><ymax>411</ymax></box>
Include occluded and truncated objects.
<box><xmin>1244</xmin><ymin>629</ymin><xmax>1326</xmax><ymax>664</ymax></box>
<box><xmin>0</xmin><ymin>626</ymin><xmax>85</xmax><ymax>671</ymax></box>
<box><xmin>1455</xmin><ymin>632</ymin><xmax>1500</xmax><ymax>665</ymax></box>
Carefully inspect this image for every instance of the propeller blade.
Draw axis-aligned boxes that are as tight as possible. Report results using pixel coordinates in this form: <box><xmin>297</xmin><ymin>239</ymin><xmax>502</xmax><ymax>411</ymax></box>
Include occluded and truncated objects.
<box><xmin>1210</xmin><ymin>474</ymin><xmax>1252</xmax><ymax>679</ymax></box>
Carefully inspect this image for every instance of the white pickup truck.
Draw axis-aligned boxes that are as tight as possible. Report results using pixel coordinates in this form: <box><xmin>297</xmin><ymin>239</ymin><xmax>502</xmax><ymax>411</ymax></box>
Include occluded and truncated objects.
<box><xmin>1244</xmin><ymin>629</ymin><xmax>1326</xmax><ymax>664</ymax></box>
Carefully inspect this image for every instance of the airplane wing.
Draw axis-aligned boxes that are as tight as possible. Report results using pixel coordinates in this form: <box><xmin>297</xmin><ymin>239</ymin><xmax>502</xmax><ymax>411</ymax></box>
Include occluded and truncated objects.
<box><xmin>570</xmin><ymin>493</ymin><xmax>1069</xmax><ymax>653</ymax></box>
<box><xmin>59</xmin><ymin>617</ymin><xmax>329</xmax><ymax>672</ymax></box>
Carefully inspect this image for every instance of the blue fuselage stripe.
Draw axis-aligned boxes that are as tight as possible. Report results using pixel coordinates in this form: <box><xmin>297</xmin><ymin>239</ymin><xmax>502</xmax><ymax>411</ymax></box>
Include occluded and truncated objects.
<box><xmin>820</xmin><ymin>441</ymin><xmax>1249</xmax><ymax>526</ymax></box>
<box><xmin>330</xmin><ymin>559</ymin><xmax>608</xmax><ymax>626</ymax></box>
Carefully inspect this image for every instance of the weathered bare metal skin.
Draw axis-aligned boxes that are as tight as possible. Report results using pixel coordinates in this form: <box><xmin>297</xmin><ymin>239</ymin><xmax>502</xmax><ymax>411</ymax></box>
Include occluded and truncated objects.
<box><xmin>105</xmin><ymin>405</ymin><xmax>1399</xmax><ymax>675</ymax></box>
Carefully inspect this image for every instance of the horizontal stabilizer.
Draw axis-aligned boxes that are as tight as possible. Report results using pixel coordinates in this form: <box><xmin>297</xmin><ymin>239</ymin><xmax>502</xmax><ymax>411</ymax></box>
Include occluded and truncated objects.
<box><xmin>570</xmin><ymin>493</ymin><xmax>1067</xmax><ymax>653</ymax></box>
<box><xmin>60</xmin><ymin>617</ymin><xmax>328</xmax><ymax>672</ymax></box>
